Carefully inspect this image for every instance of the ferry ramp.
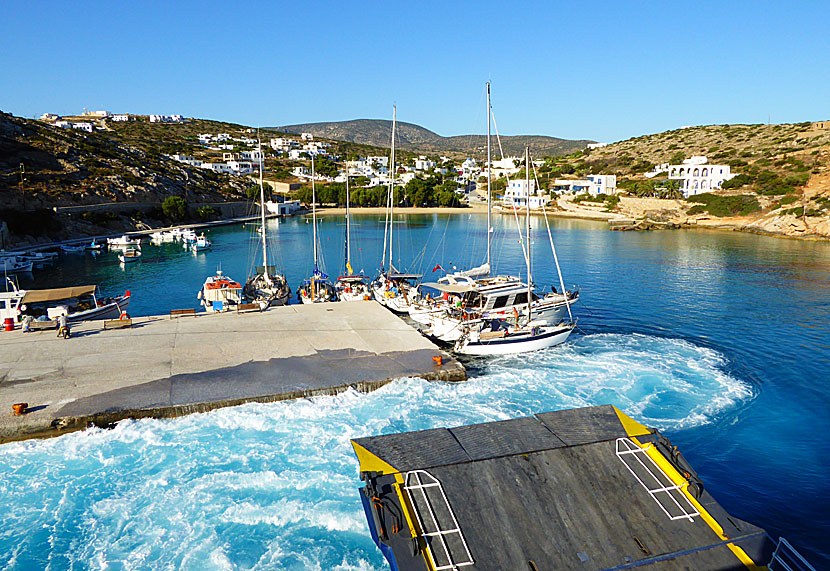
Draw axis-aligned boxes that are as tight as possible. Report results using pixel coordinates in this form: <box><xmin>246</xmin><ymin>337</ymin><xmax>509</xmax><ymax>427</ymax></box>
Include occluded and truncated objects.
<box><xmin>353</xmin><ymin>405</ymin><xmax>781</xmax><ymax>571</ymax></box>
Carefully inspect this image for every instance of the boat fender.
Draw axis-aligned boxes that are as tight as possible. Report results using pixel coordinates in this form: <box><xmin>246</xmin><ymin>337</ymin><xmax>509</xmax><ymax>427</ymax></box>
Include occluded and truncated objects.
<box><xmin>197</xmin><ymin>290</ymin><xmax>203</xmax><ymax>300</ymax></box>
<box><xmin>119</xmin><ymin>312</ymin><xmax>130</xmax><ymax>320</ymax></box>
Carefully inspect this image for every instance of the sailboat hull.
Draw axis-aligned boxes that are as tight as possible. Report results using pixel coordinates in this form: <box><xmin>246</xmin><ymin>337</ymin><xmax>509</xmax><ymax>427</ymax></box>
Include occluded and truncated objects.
<box><xmin>455</xmin><ymin>324</ymin><xmax>574</xmax><ymax>356</ymax></box>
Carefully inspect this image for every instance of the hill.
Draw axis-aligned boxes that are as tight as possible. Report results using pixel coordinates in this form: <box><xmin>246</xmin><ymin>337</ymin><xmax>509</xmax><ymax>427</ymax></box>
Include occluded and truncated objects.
<box><xmin>547</xmin><ymin>122</ymin><xmax>830</xmax><ymax>239</ymax></box>
<box><xmin>0</xmin><ymin>112</ymin><xmax>258</xmax><ymax>245</ymax></box>
<box><xmin>274</xmin><ymin>119</ymin><xmax>592</xmax><ymax>157</ymax></box>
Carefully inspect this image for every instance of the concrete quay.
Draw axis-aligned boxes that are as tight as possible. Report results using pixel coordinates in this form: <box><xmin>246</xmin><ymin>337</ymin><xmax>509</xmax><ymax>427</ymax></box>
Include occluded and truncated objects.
<box><xmin>0</xmin><ymin>301</ymin><xmax>465</xmax><ymax>443</ymax></box>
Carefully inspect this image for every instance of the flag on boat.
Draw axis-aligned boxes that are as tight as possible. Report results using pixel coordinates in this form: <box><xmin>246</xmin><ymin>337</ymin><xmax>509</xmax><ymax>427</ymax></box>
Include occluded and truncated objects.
<box><xmin>432</xmin><ymin>264</ymin><xmax>444</xmax><ymax>273</ymax></box>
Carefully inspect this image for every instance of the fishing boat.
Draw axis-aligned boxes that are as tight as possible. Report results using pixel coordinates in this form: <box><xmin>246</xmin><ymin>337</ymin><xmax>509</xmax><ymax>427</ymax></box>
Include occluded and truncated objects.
<box><xmin>118</xmin><ymin>249</ymin><xmax>142</xmax><ymax>263</ymax></box>
<box><xmin>372</xmin><ymin>106</ymin><xmax>422</xmax><ymax>311</ymax></box>
<box><xmin>243</xmin><ymin>141</ymin><xmax>291</xmax><ymax>307</ymax></box>
<box><xmin>107</xmin><ymin>235</ymin><xmax>141</xmax><ymax>248</ymax></box>
<box><xmin>191</xmin><ymin>233</ymin><xmax>211</xmax><ymax>252</ymax></box>
<box><xmin>198</xmin><ymin>269</ymin><xmax>242</xmax><ymax>312</ymax></box>
<box><xmin>298</xmin><ymin>154</ymin><xmax>337</xmax><ymax>304</ymax></box>
<box><xmin>0</xmin><ymin>278</ymin><xmax>131</xmax><ymax>324</ymax></box>
<box><xmin>335</xmin><ymin>171</ymin><xmax>370</xmax><ymax>301</ymax></box>
<box><xmin>60</xmin><ymin>244</ymin><xmax>86</xmax><ymax>254</ymax></box>
<box><xmin>18</xmin><ymin>251</ymin><xmax>57</xmax><ymax>266</ymax></box>
<box><xmin>85</xmin><ymin>240</ymin><xmax>105</xmax><ymax>251</ymax></box>
<box><xmin>455</xmin><ymin>148</ymin><xmax>575</xmax><ymax>356</ymax></box>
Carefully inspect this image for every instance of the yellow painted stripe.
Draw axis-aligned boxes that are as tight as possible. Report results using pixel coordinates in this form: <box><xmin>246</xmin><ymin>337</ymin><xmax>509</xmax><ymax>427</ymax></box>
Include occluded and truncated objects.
<box><xmin>613</xmin><ymin>406</ymin><xmax>652</xmax><ymax>437</ymax></box>
<box><xmin>351</xmin><ymin>440</ymin><xmax>399</xmax><ymax>476</ymax></box>
<box><xmin>631</xmin><ymin>437</ymin><xmax>767</xmax><ymax>570</ymax></box>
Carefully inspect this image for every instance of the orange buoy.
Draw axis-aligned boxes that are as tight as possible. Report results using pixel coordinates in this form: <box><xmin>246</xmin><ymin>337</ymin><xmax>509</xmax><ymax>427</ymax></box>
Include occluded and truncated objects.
<box><xmin>12</xmin><ymin>403</ymin><xmax>28</xmax><ymax>416</ymax></box>
<box><xmin>432</xmin><ymin>356</ymin><xmax>443</xmax><ymax>366</ymax></box>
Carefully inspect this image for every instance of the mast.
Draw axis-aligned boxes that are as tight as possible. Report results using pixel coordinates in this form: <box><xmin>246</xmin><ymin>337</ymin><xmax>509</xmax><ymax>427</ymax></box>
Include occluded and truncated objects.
<box><xmin>486</xmin><ymin>81</ymin><xmax>492</xmax><ymax>271</ymax></box>
<box><xmin>312</xmin><ymin>154</ymin><xmax>318</xmax><ymax>270</ymax></box>
<box><xmin>525</xmin><ymin>146</ymin><xmax>532</xmax><ymax>322</ymax></box>
<box><xmin>388</xmin><ymin>105</ymin><xmax>396</xmax><ymax>273</ymax></box>
<box><xmin>345</xmin><ymin>166</ymin><xmax>351</xmax><ymax>274</ymax></box>
<box><xmin>258</xmin><ymin>134</ymin><xmax>269</xmax><ymax>282</ymax></box>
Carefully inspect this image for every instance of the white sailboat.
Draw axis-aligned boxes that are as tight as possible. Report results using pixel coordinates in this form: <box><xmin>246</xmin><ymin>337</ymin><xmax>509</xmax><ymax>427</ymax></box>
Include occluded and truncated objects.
<box><xmin>336</xmin><ymin>171</ymin><xmax>370</xmax><ymax>301</ymax></box>
<box><xmin>243</xmin><ymin>141</ymin><xmax>291</xmax><ymax>306</ymax></box>
<box><xmin>416</xmin><ymin>82</ymin><xmax>578</xmax><ymax>340</ymax></box>
<box><xmin>372</xmin><ymin>105</ymin><xmax>421</xmax><ymax>312</ymax></box>
<box><xmin>455</xmin><ymin>147</ymin><xmax>575</xmax><ymax>356</ymax></box>
<box><xmin>298</xmin><ymin>154</ymin><xmax>337</xmax><ymax>304</ymax></box>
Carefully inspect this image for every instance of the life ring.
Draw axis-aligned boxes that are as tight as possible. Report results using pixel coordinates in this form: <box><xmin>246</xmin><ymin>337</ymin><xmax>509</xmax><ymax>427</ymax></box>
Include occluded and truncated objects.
<box><xmin>345</xmin><ymin>287</ymin><xmax>351</xmax><ymax>293</ymax></box>
<box><xmin>120</xmin><ymin>312</ymin><xmax>130</xmax><ymax>320</ymax></box>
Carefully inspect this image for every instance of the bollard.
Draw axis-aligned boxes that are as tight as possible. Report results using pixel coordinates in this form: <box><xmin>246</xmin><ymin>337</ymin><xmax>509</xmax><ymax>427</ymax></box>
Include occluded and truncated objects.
<box><xmin>12</xmin><ymin>403</ymin><xmax>28</xmax><ymax>416</ymax></box>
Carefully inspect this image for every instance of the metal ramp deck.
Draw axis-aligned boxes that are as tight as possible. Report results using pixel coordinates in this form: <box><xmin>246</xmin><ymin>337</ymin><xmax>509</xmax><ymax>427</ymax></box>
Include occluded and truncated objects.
<box><xmin>352</xmin><ymin>405</ymin><xmax>793</xmax><ymax>571</ymax></box>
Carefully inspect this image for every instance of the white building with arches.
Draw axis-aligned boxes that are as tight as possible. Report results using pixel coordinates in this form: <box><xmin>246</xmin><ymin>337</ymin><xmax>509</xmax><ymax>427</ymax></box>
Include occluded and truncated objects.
<box><xmin>668</xmin><ymin>156</ymin><xmax>736</xmax><ymax>197</ymax></box>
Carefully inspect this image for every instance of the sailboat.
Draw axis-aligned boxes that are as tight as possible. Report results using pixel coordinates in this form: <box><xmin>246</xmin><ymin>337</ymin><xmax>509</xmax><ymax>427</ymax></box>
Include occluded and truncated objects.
<box><xmin>454</xmin><ymin>147</ymin><xmax>575</xmax><ymax>356</ymax></box>
<box><xmin>243</xmin><ymin>140</ymin><xmax>291</xmax><ymax>306</ymax></box>
<box><xmin>371</xmin><ymin>105</ymin><xmax>422</xmax><ymax>312</ymax></box>
<box><xmin>335</xmin><ymin>170</ymin><xmax>370</xmax><ymax>301</ymax></box>
<box><xmin>298</xmin><ymin>154</ymin><xmax>337</xmax><ymax>303</ymax></box>
<box><xmin>417</xmin><ymin>82</ymin><xmax>578</xmax><ymax>341</ymax></box>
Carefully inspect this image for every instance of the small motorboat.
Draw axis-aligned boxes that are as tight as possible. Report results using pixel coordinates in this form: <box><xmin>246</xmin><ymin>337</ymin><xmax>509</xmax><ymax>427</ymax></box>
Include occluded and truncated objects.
<box><xmin>60</xmin><ymin>244</ymin><xmax>86</xmax><ymax>254</ymax></box>
<box><xmin>85</xmin><ymin>240</ymin><xmax>105</xmax><ymax>251</ymax></box>
<box><xmin>118</xmin><ymin>249</ymin><xmax>142</xmax><ymax>263</ymax></box>
<box><xmin>107</xmin><ymin>235</ymin><xmax>141</xmax><ymax>248</ymax></box>
<box><xmin>191</xmin><ymin>234</ymin><xmax>211</xmax><ymax>252</ymax></box>
<box><xmin>0</xmin><ymin>257</ymin><xmax>34</xmax><ymax>273</ymax></box>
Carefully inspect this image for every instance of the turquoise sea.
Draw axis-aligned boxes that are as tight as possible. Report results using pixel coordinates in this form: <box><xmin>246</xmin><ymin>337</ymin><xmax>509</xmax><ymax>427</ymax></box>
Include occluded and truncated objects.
<box><xmin>1</xmin><ymin>213</ymin><xmax>829</xmax><ymax>569</ymax></box>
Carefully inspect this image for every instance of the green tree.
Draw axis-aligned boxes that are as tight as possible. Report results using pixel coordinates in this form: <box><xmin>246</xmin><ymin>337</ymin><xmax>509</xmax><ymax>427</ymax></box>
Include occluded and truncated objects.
<box><xmin>162</xmin><ymin>196</ymin><xmax>187</xmax><ymax>220</ymax></box>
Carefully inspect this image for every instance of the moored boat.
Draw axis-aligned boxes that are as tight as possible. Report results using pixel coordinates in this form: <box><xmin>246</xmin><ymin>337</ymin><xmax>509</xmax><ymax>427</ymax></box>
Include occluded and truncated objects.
<box><xmin>243</xmin><ymin>140</ymin><xmax>291</xmax><ymax>307</ymax></box>
<box><xmin>198</xmin><ymin>270</ymin><xmax>242</xmax><ymax>312</ymax></box>
<box><xmin>298</xmin><ymin>154</ymin><xmax>337</xmax><ymax>304</ymax></box>
<box><xmin>118</xmin><ymin>249</ymin><xmax>142</xmax><ymax>263</ymax></box>
<box><xmin>0</xmin><ymin>279</ymin><xmax>131</xmax><ymax>324</ymax></box>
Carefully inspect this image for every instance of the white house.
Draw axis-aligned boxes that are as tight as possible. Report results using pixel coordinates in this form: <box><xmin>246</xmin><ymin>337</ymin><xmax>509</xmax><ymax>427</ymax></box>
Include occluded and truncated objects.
<box><xmin>111</xmin><ymin>114</ymin><xmax>131</xmax><ymax>122</ymax></box>
<box><xmin>667</xmin><ymin>156</ymin><xmax>736</xmax><ymax>197</ymax></box>
<box><xmin>72</xmin><ymin>122</ymin><xmax>94</xmax><ymax>132</ymax></box>
<box><xmin>400</xmin><ymin>172</ymin><xmax>417</xmax><ymax>184</ymax></box>
<box><xmin>586</xmin><ymin>142</ymin><xmax>608</xmax><ymax>149</ymax></box>
<box><xmin>83</xmin><ymin>110</ymin><xmax>110</xmax><ymax>117</ymax></box>
<box><xmin>488</xmin><ymin>156</ymin><xmax>522</xmax><ymax>178</ymax></box>
<box><xmin>552</xmin><ymin>175</ymin><xmax>616</xmax><ymax>196</ymax></box>
<box><xmin>150</xmin><ymin>114</ymin><xmax>184</xmax><ymax>123</ymax></box>
<box><xmin>169</xmin><ymin>154</ymin><xmax>202</xmax><ymax>167</ymax></box>
<box><xmin>226</xmin><ymin>161</ymin><xmax>254</xmax><ymax>174</ymax></box>
<box><xmin>40</xmin><ymin>113</ymin><xmax>60</xmax><ymax>121</ymax></box>
<box><xmin>200</xmin><ymin>163</ymin><xmax>234</xmax><ymax>174</ymax></box>
<box><xmin>501</xmin><ymin>179</ymin><xmax>550</xmax><ymax>209</ymax></box>
<box><xmin>300</xmin><ymin>132</ymin><xmax>314</xmax><ymax>141</ymax></box>
<box><xmin>415</xmin><ymin>156</ymin><xmax>436</xmax><ymax>171</ymax></box>
<box><xmin>265</xmin><ymin>200</ymin><xmax>302</xmax><ymax>215</ymax></box>
<box><xmin>222</xmin><ymin>152</ymin><xmax>236</xmax><ymax>161</ymax></box>
<box><xmin>270</xmin><ymin>137</ymin><xmax>296</xmax><ymax>151</ymax></box>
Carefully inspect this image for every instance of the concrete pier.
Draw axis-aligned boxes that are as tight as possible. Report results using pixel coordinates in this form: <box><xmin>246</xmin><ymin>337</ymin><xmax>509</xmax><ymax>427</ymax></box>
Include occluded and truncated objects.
<box><xmin>0</xmin><ymin>301</ymin><xmax>465</xmax><ymax>443</ymax></box>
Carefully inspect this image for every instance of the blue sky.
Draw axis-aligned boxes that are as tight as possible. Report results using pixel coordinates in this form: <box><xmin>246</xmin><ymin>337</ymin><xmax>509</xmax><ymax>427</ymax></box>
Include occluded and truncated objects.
<box><xmin>1</xmin><ymin>1</ymin><xmax>827</xmax><ymax>142</ymax></box>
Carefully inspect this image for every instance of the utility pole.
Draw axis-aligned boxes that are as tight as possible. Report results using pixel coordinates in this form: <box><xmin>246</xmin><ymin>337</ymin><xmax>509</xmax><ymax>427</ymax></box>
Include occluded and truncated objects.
<box><xmin>19</xmin><ymin>163</ymin><xmax>24</xmax><ymax>192</ymax></box>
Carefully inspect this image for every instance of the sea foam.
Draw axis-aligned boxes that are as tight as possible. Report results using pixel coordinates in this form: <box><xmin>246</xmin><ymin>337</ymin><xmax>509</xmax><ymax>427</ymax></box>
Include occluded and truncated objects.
<box><xmin>0</xmin><ymin>333</ymin><xmax>751</xmax><ymax>570</ymax></box>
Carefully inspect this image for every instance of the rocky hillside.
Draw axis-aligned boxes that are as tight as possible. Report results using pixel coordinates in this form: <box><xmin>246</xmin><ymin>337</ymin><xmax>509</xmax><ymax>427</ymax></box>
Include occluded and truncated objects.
<box><xmin>0</xmin><ymin>112</ymin><xmax>263</xmax><ymax>245</ymax></box>
<box><xmin>276</xmin><ymin>119</ymin><xmax>592</xmax><ymax>157</ymax></box>
<box><xmin>549</xmin><ymin>122</ymin><xmax>830</xmax><ymax>239</ymax></box>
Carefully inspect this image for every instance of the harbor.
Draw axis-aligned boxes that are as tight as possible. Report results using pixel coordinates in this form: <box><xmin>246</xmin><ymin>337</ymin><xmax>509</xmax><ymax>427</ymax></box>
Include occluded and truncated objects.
<box><xmin>0</xmin><ymin>301</ymin><xmax>464</xmax><ymax>443</ymax></box>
